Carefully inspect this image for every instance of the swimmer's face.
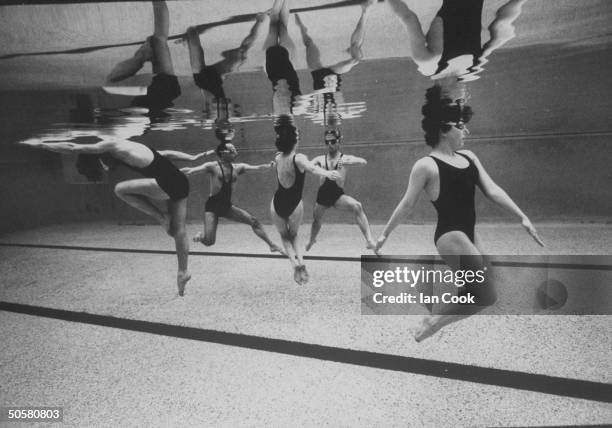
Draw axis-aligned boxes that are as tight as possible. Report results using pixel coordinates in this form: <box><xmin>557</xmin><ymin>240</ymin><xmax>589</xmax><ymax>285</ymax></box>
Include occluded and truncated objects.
<box><xmin>443</xmin><ymin>122</ymin><xmax>469</xmax><ymax>148</ymax></box>
<box><xmin>220</xmin><ymin>143</ymin><xmax>238</xmax><ymax>161</ymax></box>
<box><xmin>325</xmin><ymin>134</ymin><xmax>341</xmax><ymax>154</ymax></box>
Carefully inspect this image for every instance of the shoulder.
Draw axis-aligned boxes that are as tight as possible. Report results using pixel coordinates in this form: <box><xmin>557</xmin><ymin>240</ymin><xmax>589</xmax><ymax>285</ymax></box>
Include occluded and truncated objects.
<box><xmin>413</xmin><ymin>156</ymin><xmax>437</xmax><ymax>173</ymax></box>
<box><xmin>294</xmin><ymin>153</ymin><xmax>309</xmax><ymax>164</ymax></box>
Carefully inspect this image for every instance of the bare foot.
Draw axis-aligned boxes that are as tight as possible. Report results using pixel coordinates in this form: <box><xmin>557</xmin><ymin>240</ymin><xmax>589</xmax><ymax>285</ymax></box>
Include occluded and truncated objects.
<box><xmin>299</xmin><ymin>265</ymin><xmax>309</xmax><ymax>284</ymax></box>
<box><xmin>177</xmin><ymin>271</ymin><xmax>191</xmax><ymax>297</ymax></box>
<box><xmin>414</xmin><ymin>315</ymin><xmax>442</xmax><ymax>342</ymax></box>
<box><xmin>305</xmin><ymin>240</ymin><xmax>316</xmax><ymax>251</ymax></box>
<box><xmin>366</xmin><ymin>240</ymin><xmax>380</xmax><ymax>256</ymax></box>
<box><xmin>270</xmin><ymin>244</ymin><xmax>286</xmax><ymax>255</ymax></box>
<box><xmin>414</xmin><ymin>313</ymin><xmax>473</xmax><ymax>342</ymax></box>
<box><xmin>193</xmin><ymin>231</ymin><xmax>205</xmax><ymax>243</ymax></box>
<box><xmin>293</xmin><ymin>266</ymin><xmax>302</xmax><ymax>285</ymax></box>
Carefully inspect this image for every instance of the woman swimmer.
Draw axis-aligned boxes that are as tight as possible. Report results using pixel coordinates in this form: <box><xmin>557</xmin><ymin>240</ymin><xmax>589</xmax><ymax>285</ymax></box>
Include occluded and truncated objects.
<box><xmin>375</xmin><ymin>91</ymin><xmax>544</xmax><ymax>342</ymax></box>
<box><xmin>271</xmin><ymin>116</ymin><xmax>341</xmax><ymax>285</ymax></box>
<box><xmin>19</xmin><ymin>135</ymin><xmax>207</xmax><ymax>297</ymax></box>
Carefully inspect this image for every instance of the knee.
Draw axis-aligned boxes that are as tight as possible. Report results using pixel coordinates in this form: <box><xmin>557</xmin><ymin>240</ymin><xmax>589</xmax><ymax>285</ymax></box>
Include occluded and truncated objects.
<box><xmin>250</xmin><ymin>217</ymin><xmax>261</xmax><ymax>229</ymax></box>
<box><xmin>114</xmin><ymin>182</ymin><xmax>126</xmax><ymax>197</ymax></box>
<box><xmin>351</xmin><ymin>201</ymin><xmax>363</xmax><ymax>215</ymax></box>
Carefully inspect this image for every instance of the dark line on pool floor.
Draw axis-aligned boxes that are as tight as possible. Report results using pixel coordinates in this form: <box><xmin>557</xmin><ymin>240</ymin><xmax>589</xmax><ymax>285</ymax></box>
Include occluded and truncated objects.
<box><xmin>1</xmin><ymin>242</ymin><xmax>611</xmax><ymax>271</ymax></box>
<box><xmin>1</xmin><ymin>301</ymin><xmax>610</xmax><ymax>403</ymax></box>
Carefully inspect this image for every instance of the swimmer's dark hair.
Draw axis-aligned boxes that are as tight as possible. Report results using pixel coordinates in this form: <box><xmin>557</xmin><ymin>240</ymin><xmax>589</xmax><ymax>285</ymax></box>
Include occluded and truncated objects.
<box><xmin>274</xmin><ymin>115</ymin><xmax>298</xmax><ymax>154</ymax></box>
<box><xmin>76</xmin><ymin>154</ymin><xmax>104</xmax><ymax>182</ymax></box>
<box><xmin>421</xmin><ymin>85</ymin><xmax>474</xmax><ymax>147</ymax></box>
<box><xmin>324</xmin><ymin>129</ymin><xmax>342</xmax><ymax>140</ymax></box>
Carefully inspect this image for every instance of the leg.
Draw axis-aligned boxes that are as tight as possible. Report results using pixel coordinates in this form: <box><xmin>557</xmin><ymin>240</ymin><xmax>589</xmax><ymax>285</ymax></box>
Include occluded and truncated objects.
<box><xmin>150</xmin><ymin>1</ymin><xmax>174</xmax><ymax>75</ymax></box>
<box><xmin>387</xmin><ymin>0</ymin><xmax>438</xmax><ymax>62</ymax></box>
<box><xmin>306</xmin><ymin>203</ymin><xmax>327</xmax><ymax>251</ymax></box>
<box><xmin>114</xmin><ymin>179</ymin><xmax>170</xmax><ymax>232</ymax></box>
<box><xmin>414</xmin><ymin>231</ymin><xmax>496</xmax><ymax>342</ymax></box>
<box><xmin>270</xmin><ymin>200</ymin><xmax>307</xmax><ymax>284</ymax></box>
<box><xmin>185</xmin><ymin>26</ymin><xmax>206</xmax><ymax>74</ymax></box>
<box><xmin>348</xmin><ymin>0</ymin><xmax>375</xmax><ymax>61</ymax></box>
<box><xmin>335</xmin><ymin>195</ymin><xmax>377</xmax><ymax>252</ymax></box>
<box><xmin>106</xmin><ymin>40</ymin><xmax>152</xmax><ymax>82</ymax></box>
<box><xmin>481</xmin><ymin>0</ymin><xmax>527</xmax><ymax>57</ymax></box>
<box><xmin>166</xmin><ymin>198</ymin><xmax>191</xmax><ymax>296</ymax></box>
<box><xmin>263</xmin><ymin>0</ymin><xmax>286</xmax><ymax>49</ymax></box>
<box><xmin>226</xmin><ymin>205</ymin><xmax>284</xmax><ymax>254</ymax></box>
<box><xmin>277</xmin><ymin>0</ymin><xmax>295</xmax><ymax>51</ymax></box>
<box><xmin>294</xmin><ymin>13</ymin><xmax>323</xmax><ymax>70</ymax></box>
<box><xmin>194</xmin><ymin>211</ymin><xmax>218</xmax><ymax>246</ymax></box>
<box><xmin>216</xmin><ymin>12</ymin><xmax>268</xmax><ymax>75</ymax></box>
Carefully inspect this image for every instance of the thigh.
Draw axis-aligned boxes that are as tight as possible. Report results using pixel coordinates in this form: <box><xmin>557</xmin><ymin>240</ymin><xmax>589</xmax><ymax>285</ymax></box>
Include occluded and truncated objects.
<box><xmin>226</xmin><ymin>205</ymin><xmax>254</xmax><ymax>224</ymax></box>
<box><xmin>270</xmin><ymin>199</ymin><xmax>288</xmax><ymax>234</ymax></box>
<box><xmin>436</xmin><ymin>231</ymin><xmax>483</xmax><ymax>269</ymax></box>
<box><xmin>286</xmin><ymin>200</ymin><xmax>304</xmax><ymax>236</ymax></box>
<box><xmin>116</xmin><ymin>178</ymin><xmax>169</xmax><ymax>200</ymax></box>
<box><xmin>334</xmin><ymin>194</ymin><xmax>358</xmax><ymax>211</ymax></box>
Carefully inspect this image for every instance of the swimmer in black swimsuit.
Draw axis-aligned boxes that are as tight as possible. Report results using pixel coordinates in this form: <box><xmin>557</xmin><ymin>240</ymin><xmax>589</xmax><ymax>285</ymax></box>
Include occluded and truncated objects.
<box><xmin>181</xmin><ymin>142</ymin><xmax>284</xmax><ymax>254</ymax></box>
<box><xmin>375</xmin><ymin>96</ymin><xmax>544</xmax><ymax>342</ymax></box>
<box><xmin>270</xmin><ymin>116</ymin><xmax>341</xmax><ymax>285</ymax></box>
<box><xmin>20</xmin><ymin>134</ymin><xmax>209</xmax><ymax>297</ymax></box>
<box><xmin>103</xmin><ymin>1</ymin><xmax>181</xmax><ymax>120</ymax></box>
<box><xmin>305</xmin><ymin>129</ymin><xmax>377</xmax><ymax>253</ymax></box>
<box><xmin>387</xmin><ymin>0</ymin><xmax>528</xmax><ymax>79</ymax></box>
<box><xmin>183</xmin><ymin>11</ymin><xmax>268</xmax><ymax>123</ymax></box>
<box><xmin>263</xmin><ymin>0</ymin><xmax>302</xmax><ymax>119</ymax></box>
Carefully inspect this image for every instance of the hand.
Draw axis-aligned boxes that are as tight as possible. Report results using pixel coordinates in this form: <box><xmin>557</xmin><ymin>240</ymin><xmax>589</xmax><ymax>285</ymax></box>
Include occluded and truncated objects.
<box><xmin>375</xmin><ymin>234</ymin><xmax>388</xmax><ymax>252</ymax></box>
<box><xmin>327</xmin><ymin>171</ymin><xmax>341</xmax><ymax>181</ymax></box>
<box><xmin>521</xmin><ymin>217</ymin><xmax>545</xmax><ymax>247</ymax></box>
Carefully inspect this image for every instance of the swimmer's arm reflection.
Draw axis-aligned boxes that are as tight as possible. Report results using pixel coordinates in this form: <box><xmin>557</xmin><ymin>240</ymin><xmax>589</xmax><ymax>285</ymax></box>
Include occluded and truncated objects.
<box><xmin>19</xmin><ymin>139</ymin><xmax>115</xmax><ymax>154</ymax></box>
<box><xmin>157</xmin><ymin>149</ymin><xmax>214</xmax><ymax>161</ymax></box>
<box><xmin>376</xmin><ymin>159</ymin><xmax>428</xmax><ymax>250</ymax></box>
<box><xmin>295</xmin><ymin>153</ymin><xmax>341</xmax><ymax>181</ymax></box>
<box><xmin>102</xmin><ymin>86</ymin><xmax>148</xmax><ymax>96</ymax></box>
<box><xmin>460</xmin><ymin>150</ymin><xmax>544</xmax><ymax>246</ymax></box>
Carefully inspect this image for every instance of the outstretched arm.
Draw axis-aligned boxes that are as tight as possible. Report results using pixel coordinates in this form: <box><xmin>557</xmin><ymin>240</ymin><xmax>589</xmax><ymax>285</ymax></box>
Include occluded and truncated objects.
<box><xmin>19</xmin><ymin>138</ymin><xmax>115</xmax><ymax>154</ymax></box>
<box><xmin>376</xmin><ymin>159</ymin><xmax>428</xmax><ymax>251</ymax></box>
<box><xmin>236</xmin><ymin>161</ymin><xmax>276</xmax><ymax>174</ymax></box>
<box><xmin>180</xmin><ymin>161</ymin><xmax>215</xmax><ymax>176</ymax></box>
<box><xmin>463</xmin><ymin>150</ymin><xmax>544</xmax><ymax>246</ymax></box>
<box><xmin>158</xmin><ymin>149</ymin><xmax>215</xmax><ymax>161</ymax></box>
<box><xmin>339</xmin><ymin>154</ymin><xmax>367</xmax><ymax>167</ymax></box>
<box><xmin>295</xmin><ymin>153</ymin><xmax>341</xmax><ymax>181</ymax></box>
